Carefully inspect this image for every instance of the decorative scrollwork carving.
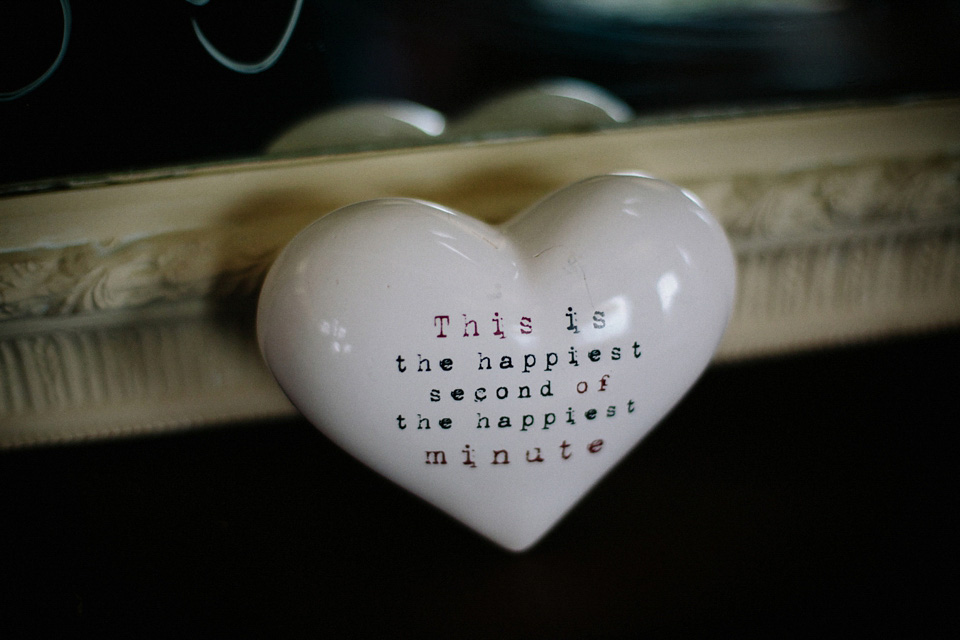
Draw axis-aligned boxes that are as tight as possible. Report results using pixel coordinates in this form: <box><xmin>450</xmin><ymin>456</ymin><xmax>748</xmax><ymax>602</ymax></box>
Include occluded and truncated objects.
<box><xmin>2</xmin><ymin>156</ymin><xmax>957</xmax><ymax>322</ymax></box>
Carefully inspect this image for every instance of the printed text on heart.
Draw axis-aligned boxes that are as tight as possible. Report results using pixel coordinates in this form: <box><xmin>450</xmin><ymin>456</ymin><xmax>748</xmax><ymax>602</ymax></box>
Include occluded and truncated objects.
<box><xmin>394</xmin><ymin>307</ymin><xmax>642</xmax><ymax>467</ymax></box>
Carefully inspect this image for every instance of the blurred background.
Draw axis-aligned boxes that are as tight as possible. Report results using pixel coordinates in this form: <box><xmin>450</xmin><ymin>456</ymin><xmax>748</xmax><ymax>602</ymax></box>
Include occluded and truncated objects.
<box><xmin>2</xmin><ymin>0</ymin><xmax>959</xmax><ymax>185</ymax></box>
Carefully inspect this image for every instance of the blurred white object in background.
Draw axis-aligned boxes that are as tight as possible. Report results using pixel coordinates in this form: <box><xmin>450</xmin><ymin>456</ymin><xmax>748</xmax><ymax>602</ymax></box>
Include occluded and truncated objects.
<box><xmin>446</xmin><ymin>78</ymin><xmax>634</xmax><ymax>139</ymax></box>
<box><xmin>267</xmin><ymin>100</ymin><xmax>446</xmax><ymax>155</ymax></box>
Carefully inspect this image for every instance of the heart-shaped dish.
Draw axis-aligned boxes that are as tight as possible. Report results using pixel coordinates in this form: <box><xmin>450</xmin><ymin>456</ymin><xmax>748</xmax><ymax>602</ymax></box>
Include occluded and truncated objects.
<box><xmin>258</xmin><ymin>173</ymin><xmax>736</xmax><ymax>551</ymax></box>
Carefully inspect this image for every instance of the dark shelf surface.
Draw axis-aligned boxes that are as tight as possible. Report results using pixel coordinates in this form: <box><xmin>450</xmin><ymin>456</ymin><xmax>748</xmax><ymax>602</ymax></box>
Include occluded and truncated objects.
<box><xmin>2</xmin><ymin>329</ymin><xmax>959</xmax><ymax>637</ymax></box>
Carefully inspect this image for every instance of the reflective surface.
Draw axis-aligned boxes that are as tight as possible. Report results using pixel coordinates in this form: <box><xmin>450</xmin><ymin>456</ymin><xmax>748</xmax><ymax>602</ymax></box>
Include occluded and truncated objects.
<box><xmin>2</xmin><ymin>0</ymin><xmax>959</xmax><ymax>188</ymax></box>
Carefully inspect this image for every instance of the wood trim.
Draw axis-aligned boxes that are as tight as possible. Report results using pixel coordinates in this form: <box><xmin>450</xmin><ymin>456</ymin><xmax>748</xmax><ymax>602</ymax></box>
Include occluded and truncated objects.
<box><xmin>2</xmin><ymin>99</ymin><xmax>959</xmax><ymax>447</ymax></box>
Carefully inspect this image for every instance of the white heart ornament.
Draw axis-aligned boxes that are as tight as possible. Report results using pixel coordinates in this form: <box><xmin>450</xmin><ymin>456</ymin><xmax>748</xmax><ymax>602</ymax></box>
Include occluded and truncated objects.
<box><xmin>257</xmin><ymin>174</ymin><xmax>736</xmax><ymax>551</ymax></box>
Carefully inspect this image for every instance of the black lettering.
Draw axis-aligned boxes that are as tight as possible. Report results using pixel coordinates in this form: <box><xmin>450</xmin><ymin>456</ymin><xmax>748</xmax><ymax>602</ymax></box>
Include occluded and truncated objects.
<box><xmin>545</xmin><ymin>352</ymin><xmax>558</xmax><ymax>371</ymax></box>
<box><xmin>417</xmin><ymin>354</ymin><xmax>431</xmax><ymax>372</ymax></box>
<box><xmin>565</xmin><ymin>307</ymin><xmax>580</xmax><ymax>333</ymax></box>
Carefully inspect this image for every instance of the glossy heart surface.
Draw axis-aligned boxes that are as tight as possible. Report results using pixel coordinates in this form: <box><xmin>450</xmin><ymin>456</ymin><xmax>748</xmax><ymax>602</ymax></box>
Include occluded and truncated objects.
<box><xmin>257</xmin><ymin>174</ymin><xmax>736</xmax><ymax>551</ymax></box>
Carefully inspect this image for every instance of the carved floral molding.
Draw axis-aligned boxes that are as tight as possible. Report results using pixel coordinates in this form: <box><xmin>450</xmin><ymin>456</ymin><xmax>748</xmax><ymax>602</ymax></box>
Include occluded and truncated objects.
<box><xmin>2</xmin><ymin>155</ymin><xmax>958</xmax><ymax>322</ymax></box>
<box><xmin>2</xmin><ymin>100</ymin><xmax>958</xmax><ymax>447</ymax></box>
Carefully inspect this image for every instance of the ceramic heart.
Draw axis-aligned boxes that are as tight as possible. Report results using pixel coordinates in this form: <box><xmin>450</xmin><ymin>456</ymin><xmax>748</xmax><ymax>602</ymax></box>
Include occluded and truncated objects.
<box><xmin>257</xmin><ymin>174</ymin><xmax>736</xmax><ymax>551</ymax></box>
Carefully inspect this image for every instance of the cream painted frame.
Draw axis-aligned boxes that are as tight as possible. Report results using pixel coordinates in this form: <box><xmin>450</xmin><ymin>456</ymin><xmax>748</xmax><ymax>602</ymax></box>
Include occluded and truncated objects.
<box><xmin>2</xmin><ymin>99</ymin><xmax>959</xmax><ymax>447</ymax></box>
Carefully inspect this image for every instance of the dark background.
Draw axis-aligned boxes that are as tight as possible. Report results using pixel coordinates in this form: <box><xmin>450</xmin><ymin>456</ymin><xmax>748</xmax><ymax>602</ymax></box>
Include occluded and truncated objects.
<box><xmin>3</xmin><ymin>0</ymin><xmax>960</xmax><ymax>186</ymax></box>
<box><xmin>2</xmin><ymin>329</ymin><xmax>958</xmax><ymax>637</ymax></box>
